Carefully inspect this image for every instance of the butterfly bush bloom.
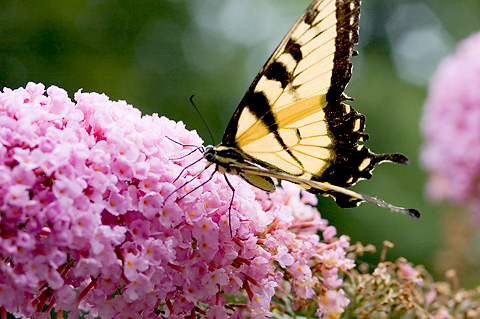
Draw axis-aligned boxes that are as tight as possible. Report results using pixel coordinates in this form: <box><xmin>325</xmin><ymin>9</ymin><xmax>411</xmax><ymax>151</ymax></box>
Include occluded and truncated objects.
<box><xmin>0</xmin><ymin>83</ymin><xmax>353</xmax><ymax>318</ymax></box>
<box><xmin>421</xmin><ymin>31</ymin><xmax>480</xmax><ymax>219</ymax></box>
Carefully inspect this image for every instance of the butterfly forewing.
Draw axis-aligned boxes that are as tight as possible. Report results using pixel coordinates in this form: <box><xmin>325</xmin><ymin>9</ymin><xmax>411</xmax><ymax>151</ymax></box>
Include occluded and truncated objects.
<box><xmin>205</xmin><ymin>0</ymin><xmax>416</xmax><ymax>212</ymax></box>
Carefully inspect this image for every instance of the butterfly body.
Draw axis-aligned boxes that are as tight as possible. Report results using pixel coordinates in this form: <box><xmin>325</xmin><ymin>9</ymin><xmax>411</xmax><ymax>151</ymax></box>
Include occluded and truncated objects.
<box><xmin>199</xmin><ymin>0</ymin><xmax>420</xmax><ymax>218</ymax></box>
<box><xmin>204</xmin><ymin>145</ymin><xmax>276</xmax><ymax>192</ymax></box>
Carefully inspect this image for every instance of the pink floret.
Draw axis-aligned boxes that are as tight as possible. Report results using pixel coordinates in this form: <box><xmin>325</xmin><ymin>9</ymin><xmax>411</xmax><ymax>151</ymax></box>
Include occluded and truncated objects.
<box><xmin>421</xmin><ymin>32</ymin><xmax>480</xmax><ymax>220</ymax></box>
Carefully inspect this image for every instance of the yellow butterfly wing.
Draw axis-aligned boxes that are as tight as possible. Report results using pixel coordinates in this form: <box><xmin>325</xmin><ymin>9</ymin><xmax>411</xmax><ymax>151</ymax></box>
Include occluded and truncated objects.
<box><xmin>215</xmin><ymin>0</ymin><xmax>409</xmax><ymax>208</ymax></box>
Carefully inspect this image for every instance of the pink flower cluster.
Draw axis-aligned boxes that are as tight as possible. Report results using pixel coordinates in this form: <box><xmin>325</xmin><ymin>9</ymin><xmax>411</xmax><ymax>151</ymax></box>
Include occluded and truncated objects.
<box><xmin>0</xmin><ymin>83</ymin><xmax>353</xmax><ymax>318</ymax></box>
<box><xmin>421</xmin><ymin>31</ymin><xmax>480</xmax><ymax>219</ymax></box>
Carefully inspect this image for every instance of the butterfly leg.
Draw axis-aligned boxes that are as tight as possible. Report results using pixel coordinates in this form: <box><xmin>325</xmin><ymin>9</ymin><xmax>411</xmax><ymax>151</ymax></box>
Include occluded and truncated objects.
<box><xmin>223</xmin><ymin>174</ymin><xmax>235</xmax><ymax>237</ymax></box>
<box><xmin>171</xmin><ymin>156</ymin><xmax>205</xmax><ymax>184</ymax></box>
<box><xmin>163</xmin><ymin>163</ymin><xmax>213</xmax><ymax>205</ymax></box>
<box><xmin>177</xmin><ymin>168</ymin><xmax>216</xmax><ymax>202</ymax></box>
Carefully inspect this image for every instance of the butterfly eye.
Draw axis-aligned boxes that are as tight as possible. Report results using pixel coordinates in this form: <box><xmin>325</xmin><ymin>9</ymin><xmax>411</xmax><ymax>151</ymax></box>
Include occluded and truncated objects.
<box><xmin>204</xmin><ymin>145</ymin><xmax>216</xmax><ymax>162</ymax></box>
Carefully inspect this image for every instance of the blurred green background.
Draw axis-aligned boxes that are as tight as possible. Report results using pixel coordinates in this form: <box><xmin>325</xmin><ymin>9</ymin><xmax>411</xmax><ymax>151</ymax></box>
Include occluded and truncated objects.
<box><xmin>1</xmin><ymin>0</ymin><xmax>480</xmax><ymax>284</ymax></box>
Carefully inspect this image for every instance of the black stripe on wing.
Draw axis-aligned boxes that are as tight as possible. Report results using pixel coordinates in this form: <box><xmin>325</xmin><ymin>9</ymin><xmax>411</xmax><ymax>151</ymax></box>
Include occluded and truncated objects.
<box><xmin>326</xmin><ymin>0</ymin><xmax>360</xmax><ymax>103</ymax></box>
<box><xmin>285</xmin><ymin>39</ymin><xmax>303</xmax><ymax>63</ymax></box>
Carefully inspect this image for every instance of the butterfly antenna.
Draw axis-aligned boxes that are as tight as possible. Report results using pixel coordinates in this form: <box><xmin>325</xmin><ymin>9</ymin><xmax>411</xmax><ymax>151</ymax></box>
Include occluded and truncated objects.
<box><xmin>190</xmin><ymin>95</ymin><xmax>215</xmax><ymax>145</ymax></box>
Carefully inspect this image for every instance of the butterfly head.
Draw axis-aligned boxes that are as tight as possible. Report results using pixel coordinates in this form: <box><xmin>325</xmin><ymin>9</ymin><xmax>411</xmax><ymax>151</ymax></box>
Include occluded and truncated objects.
<box><xmin>204</xmin><ymin>145</ymin><xmax>245</xmax><ymax>165</ymax></box>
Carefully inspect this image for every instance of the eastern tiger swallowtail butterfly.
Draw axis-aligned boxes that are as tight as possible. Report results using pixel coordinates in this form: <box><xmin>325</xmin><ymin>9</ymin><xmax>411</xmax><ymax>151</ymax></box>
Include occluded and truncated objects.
<box><xmin>189</xmin><ymin>0</ymin><xmax>420</xmax><ymax>218</ymax></box>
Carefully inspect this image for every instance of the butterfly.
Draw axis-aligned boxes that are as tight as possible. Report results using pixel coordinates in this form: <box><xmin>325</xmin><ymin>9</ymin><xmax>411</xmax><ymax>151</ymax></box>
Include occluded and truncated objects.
<box><xmin>192</xmin><ymin>0</ymin><xmax>419</xmax><ymax>219</ymax></box>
